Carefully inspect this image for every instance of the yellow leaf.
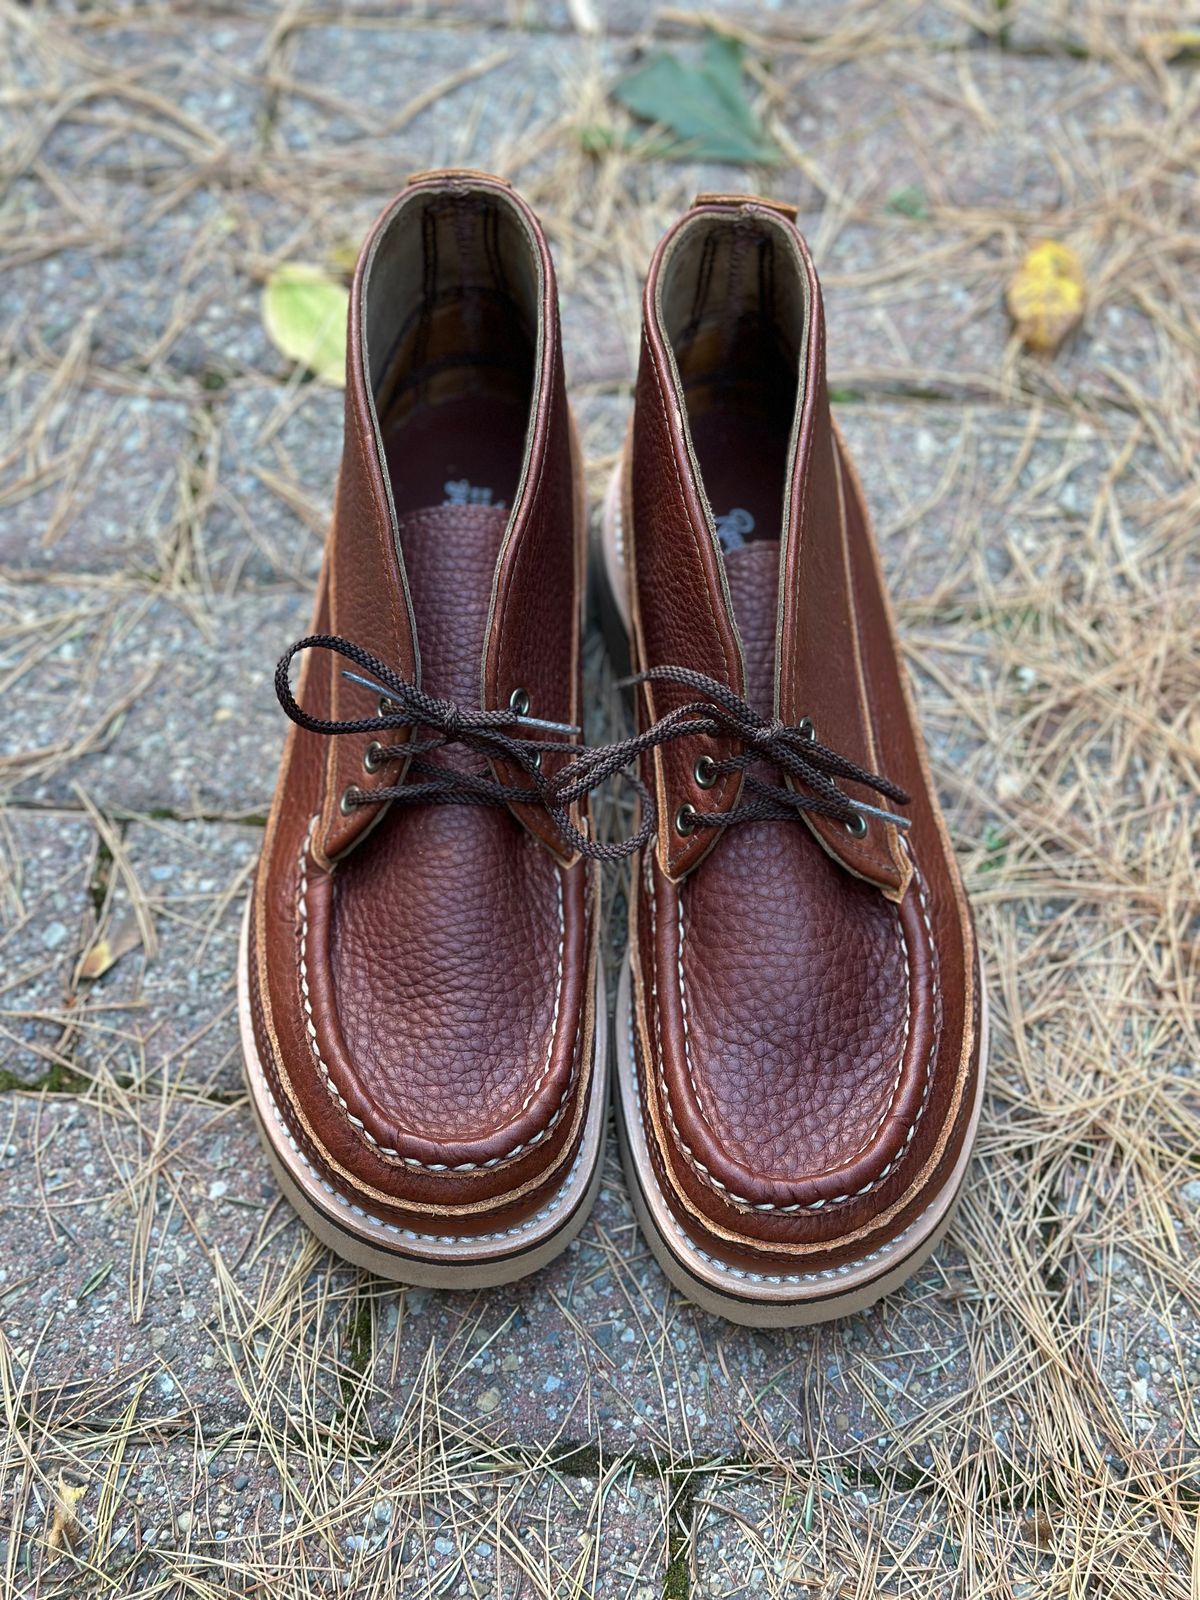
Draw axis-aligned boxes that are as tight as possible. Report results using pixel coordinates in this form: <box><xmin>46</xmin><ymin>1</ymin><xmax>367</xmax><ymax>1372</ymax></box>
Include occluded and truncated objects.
<box><xmin>1006</xmin><ymin>241</ymin><xmax>1085</xmax><ymax>354</ymax></box>
<box><xmin>1144</xmin><ymin>28</ymin><xmax>1200</xmax><ymax>60</ymax></box>
<box><xmin>79</xmin><ymin>937</ymin><xmax>114</xmax><ymax>981</ymax></box>
<box><xmin>328</xmin><ymin>239</ymin><xmax>361</xmax><ymax>276</ymax></box>
<box><xmin>262</xmin><ymin>264</ymin><xmax>349</xmax><ymax>386</ymax></box>
<box><xmin>78</xmin><ymin>908</ymin><xmax>142</xmax><ymax>980</ymax></box>
<box><xmin>48</xmin><ymin>1470</ymin><xmax>86</xmax><ymax>1554</ymax></box>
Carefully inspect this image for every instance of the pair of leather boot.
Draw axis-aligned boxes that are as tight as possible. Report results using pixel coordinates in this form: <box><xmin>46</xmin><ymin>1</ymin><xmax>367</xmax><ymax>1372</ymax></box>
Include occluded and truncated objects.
<box><xmin>240</xmin><ymin>172</ymin><xmax>985</xmax><ymax>1326</ymax></box>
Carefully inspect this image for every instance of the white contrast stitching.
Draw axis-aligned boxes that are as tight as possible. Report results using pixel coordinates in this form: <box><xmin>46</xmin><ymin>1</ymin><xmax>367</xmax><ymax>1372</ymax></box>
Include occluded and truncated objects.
<box><xmin>612</xmin><ymin>489</ymin><xmax>626</xmax><ymax>570</ymax></box>
<box><xmin>519</xmin><ymin>890</ymin><xmax>565</xmax><ymax>1113</ymax></box>
<box><xmin>296</xmin><ymin>815</ymin><xmax>574</xmax><ymax>1172</ymax></box>
<box><xmin>258</xmin><ymin>1060</ymin><xmax>590</xmax><ymax>1245</ymax></box>
<box><xmin>675</xmin><ymin>906</ymin><xmax>710</xmax><ymax>1127</ymax></box>
<box><xmin>653</xmin><ymin>839</ymin><xmax>940</xmax><ymax>1213</ymax></box>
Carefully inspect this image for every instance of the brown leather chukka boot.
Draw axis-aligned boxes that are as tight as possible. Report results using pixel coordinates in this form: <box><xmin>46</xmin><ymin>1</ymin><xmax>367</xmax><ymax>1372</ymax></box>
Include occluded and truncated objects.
<box><xmin>597</xmin><ymin>194</ymin><xmax>987</xmax><ymax>1325</ymax></box>
<box><xmin>239</xmin><ymin>172</ymin><xmax>606</xmax><ymax>1287</ymax></box>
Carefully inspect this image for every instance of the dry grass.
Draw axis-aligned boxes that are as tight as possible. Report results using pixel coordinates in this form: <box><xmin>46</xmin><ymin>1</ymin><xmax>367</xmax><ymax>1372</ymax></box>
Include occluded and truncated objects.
<box><xmin>0</xmin><ymin>0</ymin><xmax>1198</xmax><ymax>1596</ymax></box>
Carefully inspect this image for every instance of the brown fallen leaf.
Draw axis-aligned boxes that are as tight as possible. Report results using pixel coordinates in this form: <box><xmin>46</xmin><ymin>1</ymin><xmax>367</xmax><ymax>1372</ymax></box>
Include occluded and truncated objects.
<box><xmin>47</xmin><ymin>1469</ymin><xmax>87</xmax><ymax>1554</ymax></box>
<box><xmin>1020</xmin><ymin>1508</ymin><xmax>1057</xmax><ymax>1549</ymax></box>
<box><xmin>1006</xmin><ymin>241</ymin><xmax>1085</xmax><ymax>354</ymax></box>
<box><xmin>78</xmin><ymin>907</ymin><xmax>142</xmax><ymax>981</ymax></box>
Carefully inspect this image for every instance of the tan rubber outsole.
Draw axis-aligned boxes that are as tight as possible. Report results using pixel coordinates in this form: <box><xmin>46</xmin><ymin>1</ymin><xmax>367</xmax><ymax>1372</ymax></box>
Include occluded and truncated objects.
<box><xmin>613</xmin><ymin>955</ymin><xmax>989</xmax><ymax>1326</ymax></box>
<box><xmin>237</xmin><ymin>897</ymin><xmax>608</xmax><ymax>1289</ymax></box>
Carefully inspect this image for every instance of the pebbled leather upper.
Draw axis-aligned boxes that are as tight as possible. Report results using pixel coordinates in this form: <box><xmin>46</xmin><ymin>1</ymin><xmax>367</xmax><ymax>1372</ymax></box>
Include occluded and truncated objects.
<box><xmin>626</xmin><ymin>196</ymin><xmax>980</xmax><ymax>1272</ymax></box>
<box><xmin>249</xmin><ymin>173</ymin><xmax>596</xmax><ymax>1236</ymax></box>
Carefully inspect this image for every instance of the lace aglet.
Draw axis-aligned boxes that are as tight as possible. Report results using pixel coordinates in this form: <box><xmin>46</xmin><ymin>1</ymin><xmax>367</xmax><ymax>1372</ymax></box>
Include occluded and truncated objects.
<box><xmin>512</xmin><ymin>714</ymin><xmax>581</xmax><ymax>735</ymax></box>
<box><xmin>341</xmin><ymin>668</ymin><xmax>402</xmax><ymax>703</ymax></box>
<box><xmin>848</xmin><ymin>798</ymin><xmax>913</xmax><ymax>832</ymax></box>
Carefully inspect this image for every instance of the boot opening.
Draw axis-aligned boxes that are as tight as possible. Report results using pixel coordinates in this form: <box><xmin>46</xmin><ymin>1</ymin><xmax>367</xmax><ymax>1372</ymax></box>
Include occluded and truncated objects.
<box><xmin>657</xmin><ymin>211</ymin><xmax>809</xmax><ymax>557</ymax></box>
<box><xmin>365</xmin><ymin>187</ymin><xmax>541</xmax><ymax>519</ymax></box>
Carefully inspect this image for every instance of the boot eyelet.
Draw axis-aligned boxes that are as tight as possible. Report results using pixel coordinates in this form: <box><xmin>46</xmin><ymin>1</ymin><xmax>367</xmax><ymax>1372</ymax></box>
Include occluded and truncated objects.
<box><xmin>694</xmin><ymin>754</ymin><xmax>718</xmax><ymax>788</ymax></box>
<box><xmin>377</xmin><ymin>695</ymin><xmax>397</xmax><ymax>718</ymax></box>
<box><xmin>529</xmin><ymin>749</ymin><xmax>542</xmax><ymax>771</ymax></box>
<box><xmin>845</xmin><ymin>813</ymin><xmax>868</xmax><ymax>839</ymax></box>
<box><xmin>675</xmin><ymin>803</ymin><xmax>698</xmax><ymax>836</ymax></box>
<box><xmin>509</xmin><ymin>687</ymin><xmax>530</xmax><ymax>716</ymax></box>
<box><xmin>797</xmin><ymin>717</ymin><xmax>816</xmax><ymax>742</ymax></box>
<box><xmin>339</xmin><ymin>785</ymin><xmax>359</xmax><ymax>816</ymax></box>
<box><xmin>363</xmin><ymin>740</ymin><xmax>386</xmax><ymax>774</ymax></box>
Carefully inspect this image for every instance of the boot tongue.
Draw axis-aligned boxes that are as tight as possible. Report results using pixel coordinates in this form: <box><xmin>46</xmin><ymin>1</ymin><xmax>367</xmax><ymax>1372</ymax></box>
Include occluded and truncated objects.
<box><xmin>722</xmin><ymin>541</ymin><xmax>780</xmax><ymax>722</ymax></box>
<box><xmin>394</xmin><ymin>503</ymin><xmax>510</xmax><ymax>770</ymax></box>
<box><xmin>721</xmin><ymin>541</ymin><xmax>781</xmax><ymax>786</ymax></box>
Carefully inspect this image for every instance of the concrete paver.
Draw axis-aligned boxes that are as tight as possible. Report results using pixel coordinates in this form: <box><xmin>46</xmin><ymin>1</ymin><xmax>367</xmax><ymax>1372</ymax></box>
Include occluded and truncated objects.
<box><xmin>201</xmin><ymin>383</ymin><xmax>342</xmax><ymax>587</ymax></box>
<box><xmin>0</xmin><ymin>812</ymin><xmax>97</xmax><ymax>1084</ymax></box>
<box><xmin>1</xmin><ymin>176</ymin><xmax>283</xmax><ymax>381</ymax></box>
<box><xmin>0</xmin><ymin>374</ymin><xmax>191</xmax><ymax>580</ymax></box>
<box><xmin>0</xmin><ymin>1091</ymin><xmax>998</xmax><ymax>1467</ymax></box>
<box><xmin>690</xmin><ymin>1470</ymin><xmax>1192</xmax><ymax>1599</ymax></box>
<box><xmin>32</xmin><ymin>20</ymin><xmax>268</xmax><ymax>177</ymax></box>
<box><xmin>0</xmin><ymin>583</ymin><xmax>308</xmax><ymax>818</ymax></box>
<box><xmin>273</xmin><ymin>26</ymin><xmax>611</xmax><ymax>175</ymax></box>
<box><xmin>74</xmin><ymin>821</ymin><xmax>262</xmax><ymax>1098</ymax></box>
<box><xmin>0</xmin><ymin>1437</ymin><xmax>667</xmax><ymax>1597</ymax></box>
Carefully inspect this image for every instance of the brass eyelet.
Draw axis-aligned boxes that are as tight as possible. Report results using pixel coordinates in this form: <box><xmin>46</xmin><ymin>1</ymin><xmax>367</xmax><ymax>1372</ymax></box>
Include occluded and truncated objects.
<box><xmin>675</xmin><ymin>803</ymin><xmax>698</xmax><ymax>836</ymax></box>
<box><xmin>797</xmin><ymin>717</ymin><xmax>816</xmax><ymax>742</ymax></box>
<box><xmin>363</xmin><ymin>740</ymin><xmax>386</xmax><ymax>774</ymax></box>
<box><xmin>694</xmin><ymin>754</ymin><xmax>718</xmax><ymax>789</ymax></box>
<box><xmin>509</xmin><ymin>687</ymin><xmax>531</xmax><ymax>716</ymax></box>
<box><xmin>845</xmin><ymin>812</ymin><xmax>868</xmax><ymax>839</ymax></box>
<box><xmin>377</xmin><ymin>695</ymin><xmax>397</xmax><ymax>718</ymax></box>
<box><xmin>339</xmin><ymin>785</ymin><xmax>358</xmax><ymax>816</ymax></box>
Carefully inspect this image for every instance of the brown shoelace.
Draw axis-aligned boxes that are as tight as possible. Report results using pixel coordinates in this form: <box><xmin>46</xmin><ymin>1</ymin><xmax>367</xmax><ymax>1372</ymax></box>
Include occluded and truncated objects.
<box><xmin>276</xmin><ymin>635</ymin><xmax>644</xmax><ymax>860</ymax></box>
<box><xmin>276</xmin><ymin>640</ymin><xmax>909</xmax><ymax>860</ymax></box>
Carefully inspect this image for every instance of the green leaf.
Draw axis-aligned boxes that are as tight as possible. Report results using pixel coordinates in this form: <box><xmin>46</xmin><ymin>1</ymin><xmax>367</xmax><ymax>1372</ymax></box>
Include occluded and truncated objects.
<box><xmin>886</xmin><ymin>184</ymin><xmax>927</xmax><ymax>219</ymax></box>
<box><xmin>579</xmin><ymin>123</ymin><xmax>622</xmax><ymax>155</ymax></box>
<box><xmin>980</xmin><ymin>823</ymin><xmax>1008</xmax><ymax>874</ymax></box>
<box><xmin>612</xmin><ymin>30</ymin><xmax>778</xmax><ymax>165</ymax></box>
<box><xmin>262</xmin><ymin>263</ymin><xmax>349</xmax><ymax>386</ymax></box>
